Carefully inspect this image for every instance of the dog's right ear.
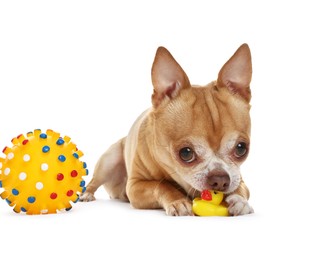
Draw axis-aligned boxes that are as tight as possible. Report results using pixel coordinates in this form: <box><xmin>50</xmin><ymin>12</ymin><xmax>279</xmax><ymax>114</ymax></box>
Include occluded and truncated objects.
<box><xmin>217</xmin><ymin>44</ymin><xmax>252</xmax><ymax>102</ymax></box>
<box><xmin>151</xmin><ymin>47</ymin><xmax>190</xmax><ymax>108</ymax></box>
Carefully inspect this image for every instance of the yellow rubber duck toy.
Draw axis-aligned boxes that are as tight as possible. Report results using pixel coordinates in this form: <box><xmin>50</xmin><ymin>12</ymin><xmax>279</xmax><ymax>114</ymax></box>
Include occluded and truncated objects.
<box><xmin>192</xmin><ymin>190</ymin><xmax>229</xmax><ymax>216</ymax></box>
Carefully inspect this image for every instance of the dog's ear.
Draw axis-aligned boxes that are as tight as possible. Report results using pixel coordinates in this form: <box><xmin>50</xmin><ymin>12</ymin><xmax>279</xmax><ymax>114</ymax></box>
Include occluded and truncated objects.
<box><xmin>217</xmin><ymin>44</ymin><xmax>252</xmax><ymax>102</ymax></box>
<box><xmin>151</xmin><ymin>47</ymin><xmax>190</xmax><ymax>108</ymax></box>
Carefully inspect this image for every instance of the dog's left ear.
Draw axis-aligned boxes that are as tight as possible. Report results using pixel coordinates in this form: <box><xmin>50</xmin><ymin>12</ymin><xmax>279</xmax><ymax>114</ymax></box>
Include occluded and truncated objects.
<box><xmin>217</xmin><ymin>44</ymin><xmax>252</xmax><ymax>102</ymax></box>
<box><xmin>151</xmin><ymin>47</ymin><xmax>191</xmax><ymax>108</ymax></box>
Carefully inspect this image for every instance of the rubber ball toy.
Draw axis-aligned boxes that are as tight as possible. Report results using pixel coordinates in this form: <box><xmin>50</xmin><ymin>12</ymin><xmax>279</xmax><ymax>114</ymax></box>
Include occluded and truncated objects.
<box><xmin>0</xmin><ymin>129</ymin><xmax>88</xmax><ymax>214</ymax></box>
<box><xmin>192</xmin><ymin>190</ymin><xmax>229</xmax><ymax>216</ymax></box>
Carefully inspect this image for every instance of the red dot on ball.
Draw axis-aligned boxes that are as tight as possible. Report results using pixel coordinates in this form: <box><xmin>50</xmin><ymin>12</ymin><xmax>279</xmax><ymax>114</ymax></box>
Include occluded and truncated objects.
<box><xmin>57</xmin><ymin>173</ymin><xmax>64</xmax><ymax>181</ymax></box>
<box><xmin>67</xmin><ymin>190</ymin><xmax>74</xmax><ymax>197</ymax></box>
<box><xmin>50</xmin><ymin>193</ymin><xmax>57</xmax><ymax>199</ymax></box>
<box><xmin>22</xmin><ymin>139</ymin><xmax>29</xmax><ymax>145</ymax></box>
<box><xmin>71</xmin><ymin>170</ymin><xmax>78</xmax><ymax>177</ymax></box>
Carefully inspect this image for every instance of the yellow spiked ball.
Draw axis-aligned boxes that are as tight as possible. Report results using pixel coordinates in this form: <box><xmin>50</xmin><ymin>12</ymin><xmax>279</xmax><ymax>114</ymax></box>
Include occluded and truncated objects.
<box><xmin>0</xmin><ymin>129</ymin><xmax>88</xmax><ymax>214</ymax></box>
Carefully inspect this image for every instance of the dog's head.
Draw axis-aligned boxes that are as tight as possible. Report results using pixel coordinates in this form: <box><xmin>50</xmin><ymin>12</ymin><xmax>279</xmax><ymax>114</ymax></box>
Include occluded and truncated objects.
<box><xmin>150</xmin><ymin>44</ymin><xmax>252</xmax><ymax>194</ymax></box>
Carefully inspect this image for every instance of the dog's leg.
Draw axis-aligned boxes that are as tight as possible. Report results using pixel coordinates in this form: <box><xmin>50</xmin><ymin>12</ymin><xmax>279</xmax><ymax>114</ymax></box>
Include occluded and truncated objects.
<box><xmin>225</xmin><ymin>180</ymin><xmax>254</xmax><ymax>216</ymax></box>
<box><xmin>79</xmin><ymin>138</ymin><xmax>128</xmax><ymax>202</ymax></box>
<box><xmin>127</xmin><ymin>179</ymin><xmax>193</xmax><ymax>216</ymax></box>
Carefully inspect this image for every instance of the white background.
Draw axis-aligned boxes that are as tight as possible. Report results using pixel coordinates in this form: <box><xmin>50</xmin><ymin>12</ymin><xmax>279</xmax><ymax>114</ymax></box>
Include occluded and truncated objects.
<box><xmin>1</xmin><ymin>1</ymin><xmax>311</xmax><ymax>259</ymax></box>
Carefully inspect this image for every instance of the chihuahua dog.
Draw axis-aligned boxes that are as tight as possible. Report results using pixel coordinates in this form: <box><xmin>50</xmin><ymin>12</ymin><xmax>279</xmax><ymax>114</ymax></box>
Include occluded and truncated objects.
<box><xmin>80</xmin><ymin>44</ymin><xmax>254</xmax><ymax>216</ymax></box>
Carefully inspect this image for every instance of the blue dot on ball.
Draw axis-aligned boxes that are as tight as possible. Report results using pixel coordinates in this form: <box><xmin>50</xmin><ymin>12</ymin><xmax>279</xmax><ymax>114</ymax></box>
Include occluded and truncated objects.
<box><xmin>28</xmin><ymin>196</ymin><xmax>36</xmax><ymax>203</ymax></box>
<box><xmin>58</xmin><ymin>155</ymin><xmax>66</xmax><ymax>162</ymax></box>
<box><xmin>12</xmin><ymin>188</ymin><xmax>19</xmax><ymax>196</ymax></box>
<box><xmin>72</xmin><ymin>153</ymin><xmax>79</xmax><ymax>159</ymax></box>
<box><xmin>42</xmin><ymin>145</ymin><xmax>50</xmax><ymax>153</ymax></box>
<box><xmin>40</xmin><ymin>133</ymin><xmax>47</xmax><ymax>139</ymax></box>
<box><xmin>56</xmin><ymin>138</ymin><xmax>64</xmax><ymax>145</ymax></box>
<box><xmin>21</xmin><ymin>207</ymin><xmax>27</xmax><ymax>212</ymax></box>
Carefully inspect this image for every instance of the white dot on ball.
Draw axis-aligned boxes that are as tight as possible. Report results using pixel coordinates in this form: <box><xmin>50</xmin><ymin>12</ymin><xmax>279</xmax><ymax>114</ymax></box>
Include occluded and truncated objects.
<box><xmin>4</xmin><ymin>168</ymin><xmax>10</xmax><ymax>175</ymax></box>
<box><xmin>41</xmin><ymin>209</ymin><xmax>48</xmax><ymax>214</ymax></box>
<box><xmin>36</xmin><ymin>182</ymin><xmax>44</xmax><ymax>190</ymax></box>
<box><xmin>41</xmin><ymin>163</ymin><xmax>49</xmax><ymax>171</ymax></box>
<box><xmin>23</xmin><ymin>154</ymin><xmax>31</xmax><ymax>162</ymax></box>
<box><xmin>19</xmin><ymin>172</ymin><xmax>27</xmax><ymax>180</ymax></box>
<box><xmin>0</xmin><ymin>162</ymin><xmax>2</xmax><ymax>169</ymax></box>
<box><xmin>7</xmin><ymin>152</ymin><xmax>14</xmax><ymax>160</ymax></box>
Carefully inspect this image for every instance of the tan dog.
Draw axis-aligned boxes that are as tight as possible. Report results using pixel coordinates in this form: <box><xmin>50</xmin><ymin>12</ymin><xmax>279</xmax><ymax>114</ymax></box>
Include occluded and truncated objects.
<box><xmin>80</xmin><ymin>44</ymin><xmax>254</xmax><ymax>216</ymax></box>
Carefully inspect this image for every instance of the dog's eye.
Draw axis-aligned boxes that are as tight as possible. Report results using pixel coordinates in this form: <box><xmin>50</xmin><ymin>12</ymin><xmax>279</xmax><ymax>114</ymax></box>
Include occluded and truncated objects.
<box><xmin>179</xmin><ymin>147</ymin><xmax>196</xmax><ymax>163</ymax></box>
<box><xmin>234</xmin><ymin>142</ymin><xmax>248</xmax><ymax>158</ymax></box>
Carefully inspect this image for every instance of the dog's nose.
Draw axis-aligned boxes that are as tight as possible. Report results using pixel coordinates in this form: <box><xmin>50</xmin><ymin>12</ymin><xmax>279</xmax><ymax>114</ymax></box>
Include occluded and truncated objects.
<box><xmin>207</xmin><ymin>170</ymin><xmax>230</xmax><ymax>191</ymax></box>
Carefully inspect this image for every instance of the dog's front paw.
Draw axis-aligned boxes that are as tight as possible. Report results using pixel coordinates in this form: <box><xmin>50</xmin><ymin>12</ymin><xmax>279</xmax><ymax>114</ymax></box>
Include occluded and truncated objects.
<box><xmin>225</xmin><ymin>194</ymin><xmax>254</xmax><ymax>216</ymax></box>
<box><xmin>79</xmin><ymin>192</ymin><xmax>96</xmax><ymax>202</ymax></box>
<box><xmin>165</xmin><ymin>198</ymin><xmax>193</xmax><ymax>216</ymax></box>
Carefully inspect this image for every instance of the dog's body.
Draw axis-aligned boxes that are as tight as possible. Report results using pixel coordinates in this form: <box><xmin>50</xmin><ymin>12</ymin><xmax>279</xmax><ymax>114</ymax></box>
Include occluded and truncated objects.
<box><xmin>80</xmin><ymin>44</ymin><xmax>254</xmax><ymax>216</ymax></box>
